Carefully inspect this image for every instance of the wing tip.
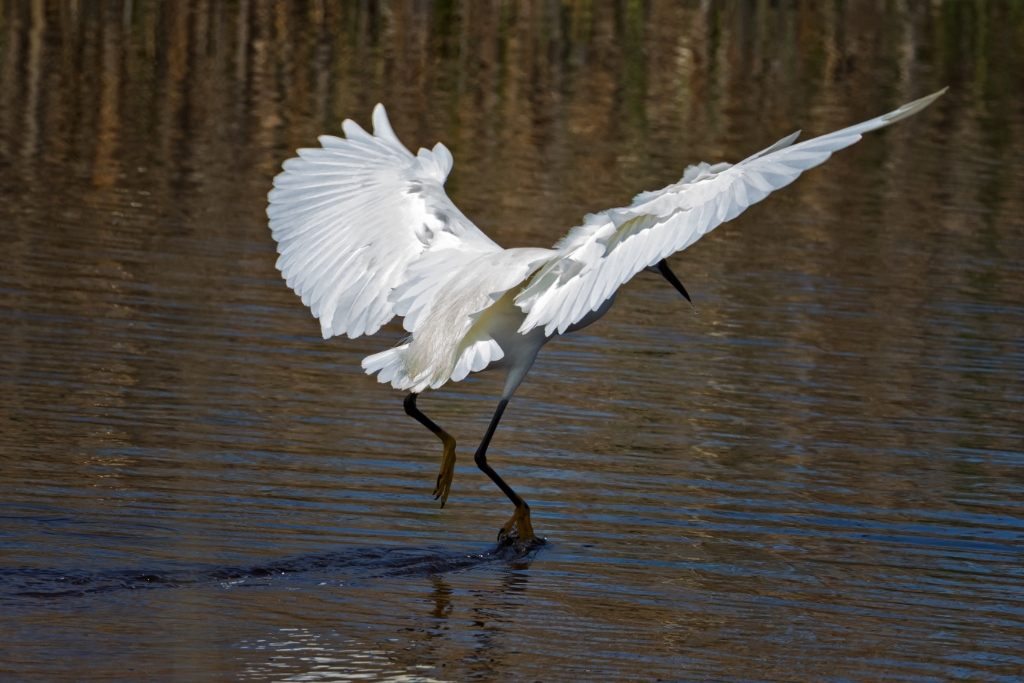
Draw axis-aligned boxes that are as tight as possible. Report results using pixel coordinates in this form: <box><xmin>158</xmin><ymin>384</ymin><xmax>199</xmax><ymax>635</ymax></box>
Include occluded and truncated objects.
<box><xmin>371</xmin><ymin>103</ymin><xmax>393</xmax><ymax>136</ymax></box>
<box><xmin>341</xmin><ymin>117</ymin><xmax>370</xmax><ymax>141</ymax></box>
<box><xmin>882</xmin><ymin>86</ymin><xmax>948</xmax><ymax>125</ymax></box>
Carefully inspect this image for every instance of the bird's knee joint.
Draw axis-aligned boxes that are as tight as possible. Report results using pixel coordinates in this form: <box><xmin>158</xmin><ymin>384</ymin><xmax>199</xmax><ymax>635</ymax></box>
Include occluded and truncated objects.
<box><xmin>403</xmin><ymin>393</ymin><xmax>418</xmax><ymax>417</ymax></box>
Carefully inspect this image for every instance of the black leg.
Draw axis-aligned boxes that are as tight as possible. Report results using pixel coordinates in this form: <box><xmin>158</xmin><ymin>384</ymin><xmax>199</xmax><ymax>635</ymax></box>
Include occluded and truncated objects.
<box><xmin>404</xmin><ymin>393</ymin><xmax>457</xmax><ymax>507</ymax></box>
<box><xmin>404</xmin><ymin>392</ymin><xmax>445</xmax><ymax>438</ymax></box>
<box><xmin>473</xmin><ymin>399</ymin><xmax>519</xmax><ymax>505</ymax></box>
<box><xmin>474</xmin><ymin>398</ymin><xmax>535</xmax><ymax>541</ymax></box>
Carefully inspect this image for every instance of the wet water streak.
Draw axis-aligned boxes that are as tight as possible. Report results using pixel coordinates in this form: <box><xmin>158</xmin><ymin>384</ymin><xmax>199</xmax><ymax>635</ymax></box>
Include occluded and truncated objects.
<box><xmin>1</xmin><ymin>1</ymin><xmax>1023</xmax><ymax>681</ymax></box>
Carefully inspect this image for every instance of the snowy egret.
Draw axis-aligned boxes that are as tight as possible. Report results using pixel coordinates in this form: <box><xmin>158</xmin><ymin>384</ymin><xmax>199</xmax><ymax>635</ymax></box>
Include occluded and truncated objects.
<box><xmin>268</xmin><ymin>88</ymin><xmax>946</xmax><ymax>543</ymax></box>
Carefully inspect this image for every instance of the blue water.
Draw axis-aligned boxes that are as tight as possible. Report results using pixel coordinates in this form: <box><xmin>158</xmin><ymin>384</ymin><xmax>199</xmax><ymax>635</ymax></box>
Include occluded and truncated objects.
<box><xmin>2</xmin><ymin>1</ymin><xmax>1023</xmax><ymax>681</ymax></box>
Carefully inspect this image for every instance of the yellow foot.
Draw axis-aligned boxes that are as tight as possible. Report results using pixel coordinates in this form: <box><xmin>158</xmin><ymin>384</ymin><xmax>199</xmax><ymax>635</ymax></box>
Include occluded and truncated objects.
<box><xmin>498</xmin><ymin>502</ymin><xmax>535</xmax><ymax>543</ymax></box>
<box><xmin>432</xmin><ymin>437</ymin><xmax>456</xmax><ymax>507</ymax></box>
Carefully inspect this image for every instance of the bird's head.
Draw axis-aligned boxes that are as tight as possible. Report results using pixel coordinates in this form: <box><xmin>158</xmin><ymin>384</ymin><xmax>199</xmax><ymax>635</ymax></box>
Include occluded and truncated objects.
<box><xmin>647</xmin><ymin>259</ymin><xmax>696</xmax><ymax>312</ymax></box>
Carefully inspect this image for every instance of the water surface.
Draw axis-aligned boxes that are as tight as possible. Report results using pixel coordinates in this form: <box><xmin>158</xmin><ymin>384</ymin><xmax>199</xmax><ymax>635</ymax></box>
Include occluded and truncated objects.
<box><xmin>2</xmin><ymin>1</ymin><xmax>1023</xmax><ymax>681</ymax></box>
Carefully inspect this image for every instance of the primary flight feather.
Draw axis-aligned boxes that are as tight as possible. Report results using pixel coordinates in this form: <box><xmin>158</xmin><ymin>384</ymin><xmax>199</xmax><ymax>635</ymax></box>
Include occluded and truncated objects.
<box><xmin>268</xmin><ymin>88</ymin><xmax>946</xmax><ymax>543</ymax></box>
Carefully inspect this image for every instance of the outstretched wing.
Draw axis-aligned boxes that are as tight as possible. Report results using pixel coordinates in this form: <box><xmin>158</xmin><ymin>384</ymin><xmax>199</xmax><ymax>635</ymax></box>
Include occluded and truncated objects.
<box><xmin>268</xmin><ymin>104</ymin><xmax>501</xmax><ymax>339</ymax></box>
<box><xmin>516</xmin><ymin>88</ymin><xmax>947</xmax><ymax>336</ymax></box>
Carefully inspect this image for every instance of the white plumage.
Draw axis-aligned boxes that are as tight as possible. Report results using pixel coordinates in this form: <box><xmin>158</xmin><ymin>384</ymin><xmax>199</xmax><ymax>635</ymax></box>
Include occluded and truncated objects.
<box><xmin>515</xmin><ymin>89</ymin><xmax>948</xmax><ymax>336</ymax></box>
<box><xmin>268</xmin><ymin>105</ymin><xmax>500</xmax><ymax>342</ymax></box>
<box><xmin>267</xmin><ymin>88</ymin><xmax>946</xmax><ymax>542</ymax></box>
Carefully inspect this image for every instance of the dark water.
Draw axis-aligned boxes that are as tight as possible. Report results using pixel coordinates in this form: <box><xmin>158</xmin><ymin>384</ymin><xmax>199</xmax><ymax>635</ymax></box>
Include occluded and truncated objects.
<box><xmin>2</xmin><ymin>1</ymin><xmax>1023</xmax><ymax>681</ymax></box>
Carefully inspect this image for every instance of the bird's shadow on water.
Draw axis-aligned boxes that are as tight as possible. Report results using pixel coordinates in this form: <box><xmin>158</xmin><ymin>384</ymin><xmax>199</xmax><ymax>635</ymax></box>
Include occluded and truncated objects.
<box><xmin>2</xmin><ymin>537</ymin><xmax>547</xmax><ymax>600</ymax></box>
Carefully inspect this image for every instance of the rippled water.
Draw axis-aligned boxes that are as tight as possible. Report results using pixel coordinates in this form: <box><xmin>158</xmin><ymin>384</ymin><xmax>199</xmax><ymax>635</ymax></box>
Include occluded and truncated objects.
<box><xmin>2</xmin><ymin>1</ymin><xmax>1023</xmax><ymax>681</ymax></box>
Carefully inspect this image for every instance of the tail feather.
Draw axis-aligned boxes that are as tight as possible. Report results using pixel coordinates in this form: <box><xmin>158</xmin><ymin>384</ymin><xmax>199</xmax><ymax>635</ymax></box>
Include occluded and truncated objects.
<box><xmin>362</xmin><ymin>345</ymin><xmax>414</xmax><ymax>388</ymax></box>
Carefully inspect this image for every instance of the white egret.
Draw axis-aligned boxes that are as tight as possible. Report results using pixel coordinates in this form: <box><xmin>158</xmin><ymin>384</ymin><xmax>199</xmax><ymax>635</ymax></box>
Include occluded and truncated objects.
<box><xmin>268</xmin><ymin>88</ymin><xmax>946</xmax><ymax>543</ymax></box>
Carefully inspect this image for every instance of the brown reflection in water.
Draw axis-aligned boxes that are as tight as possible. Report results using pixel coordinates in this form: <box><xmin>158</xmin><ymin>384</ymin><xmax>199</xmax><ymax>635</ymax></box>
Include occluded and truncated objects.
<box><xmin>0</xmin><ymin>0</ymin><xmax>1020</xmax><ymax>548</ymax></box>
<box><xmin>1</xmin><ymin>2</ymin><xmax>1023</xmax><ymax>681</ymax></box>
<box><xmin>0</xmin><ymin>2</ymin><xmax>1020</xmax><ymax>229</ymax></box>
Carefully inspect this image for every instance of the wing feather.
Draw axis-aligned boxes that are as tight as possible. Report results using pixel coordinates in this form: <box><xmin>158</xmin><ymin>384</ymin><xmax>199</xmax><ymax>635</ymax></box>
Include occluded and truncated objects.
<box><xmin>268</xmin><ymin>103</ymin><xmax>501</xmax><ymax>339</ymax></box>
<box><xmin>517</xmin><ymin>88</ymin><xmax>946</xmax><ymax>335</ymax></box>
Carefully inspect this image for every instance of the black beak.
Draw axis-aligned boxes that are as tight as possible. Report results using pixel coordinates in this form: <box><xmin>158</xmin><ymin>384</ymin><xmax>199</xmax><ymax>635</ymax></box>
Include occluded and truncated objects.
<box><xmin>655</xmin><ymin>259</ymin><xmax>696</xmax><ymax>312</ymax></box>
